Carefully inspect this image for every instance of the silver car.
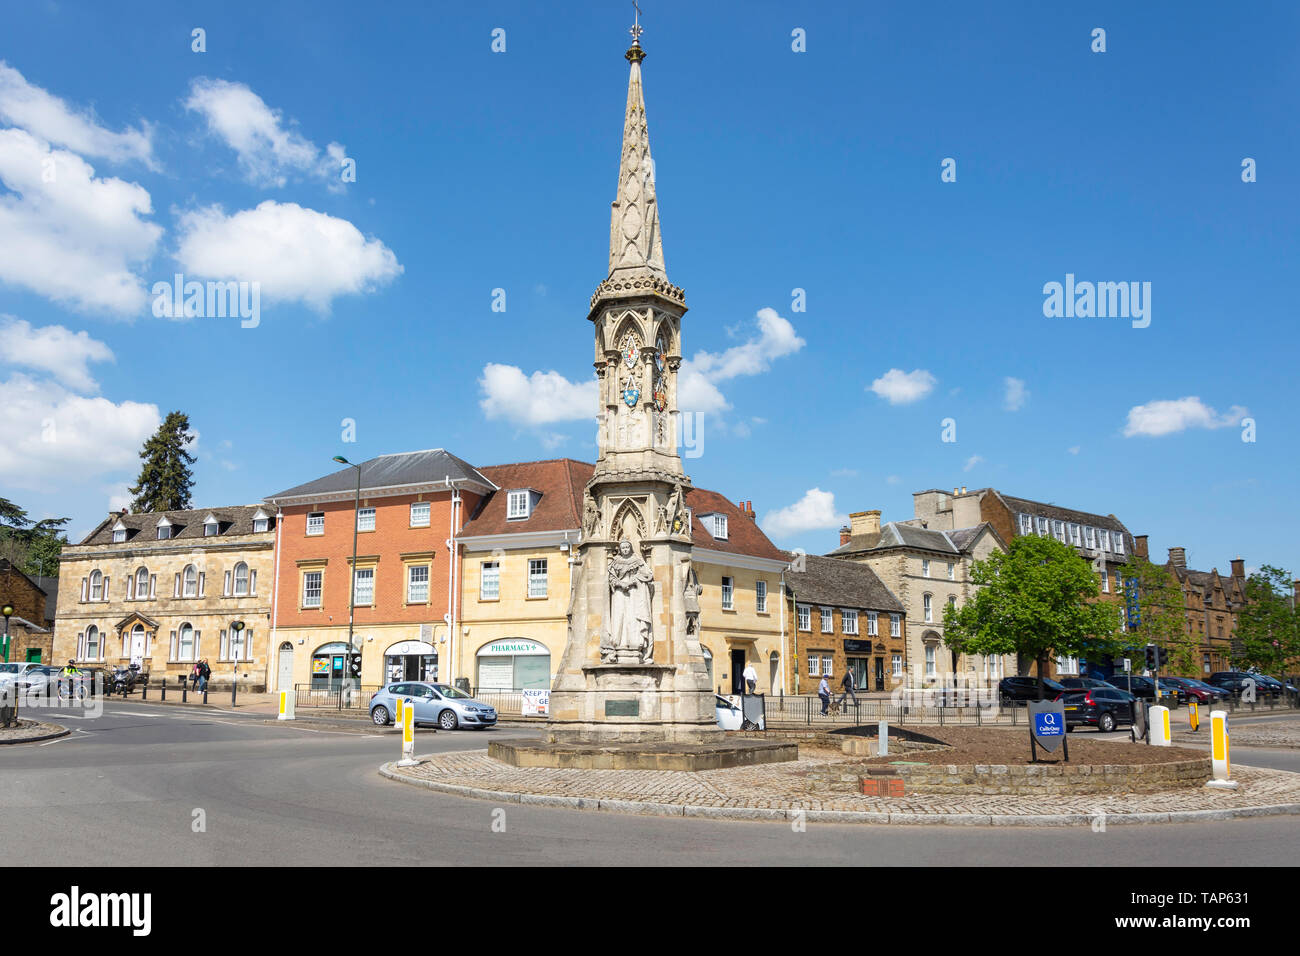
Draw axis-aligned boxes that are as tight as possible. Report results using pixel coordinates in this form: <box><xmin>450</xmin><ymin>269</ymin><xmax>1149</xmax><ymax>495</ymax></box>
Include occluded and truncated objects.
<box><xmin>369</xmin><ymin>682</ymin><xmax>497</xmax><ymax>731</ymax></box>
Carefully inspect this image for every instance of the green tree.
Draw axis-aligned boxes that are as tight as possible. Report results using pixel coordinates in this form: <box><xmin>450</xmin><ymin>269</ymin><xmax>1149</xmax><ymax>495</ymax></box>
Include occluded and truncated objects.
<box><xmin>128</xmin><ymin>411</ymin><xmax>197</xmax><ymax>513</ymax></box>
<box><xmin>1117</xmin><ymin>554</ymin><xmax>1197</xmax><ymax>676</ymax></box>
<box><xmin>0</xmin><ymin>496</ymin><xmax>69</xmax><ymax>577</ymax></box>
<box><xmin>1234</xmin><ymin>565</ymin><xmax>1299</xmax><ymax>674</ymax></box>
<box><xmin>943</xmin><ymin>534</ymin><xmax>1124</xmax><ymax>697</ymax></box>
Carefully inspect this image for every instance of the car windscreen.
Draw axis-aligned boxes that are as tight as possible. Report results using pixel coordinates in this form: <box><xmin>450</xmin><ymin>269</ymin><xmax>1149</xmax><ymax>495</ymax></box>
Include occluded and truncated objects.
<box><xmin>432</xmin><ymin>684</ymin><xmax>472</xmax><ymax>699</ymax></box>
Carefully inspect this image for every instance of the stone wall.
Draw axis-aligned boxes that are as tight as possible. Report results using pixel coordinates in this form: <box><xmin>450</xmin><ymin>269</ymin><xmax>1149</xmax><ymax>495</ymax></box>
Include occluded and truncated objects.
<box><xmin>802</xmin><ymin>757</ymin><xmax>1212</xmax><ymax>795</ymax></box>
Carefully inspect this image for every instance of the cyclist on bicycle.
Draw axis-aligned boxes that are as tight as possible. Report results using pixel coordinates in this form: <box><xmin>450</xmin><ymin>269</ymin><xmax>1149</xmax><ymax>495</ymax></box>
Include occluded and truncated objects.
<box><xmin>58</xmin><ymin>660</ymin><xmax>82</xmax><ymax>698</ymax></box>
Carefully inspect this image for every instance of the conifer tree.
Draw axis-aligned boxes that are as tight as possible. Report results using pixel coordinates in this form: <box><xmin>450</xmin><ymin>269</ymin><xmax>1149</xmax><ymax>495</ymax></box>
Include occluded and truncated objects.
<box><xmin>128</xmin><ymin>411</ymin><xmax>197</xmax><ymax>513</ymax></box>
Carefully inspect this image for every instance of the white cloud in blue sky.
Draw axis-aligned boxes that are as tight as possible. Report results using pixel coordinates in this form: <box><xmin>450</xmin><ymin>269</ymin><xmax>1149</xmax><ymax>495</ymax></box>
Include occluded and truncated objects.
<box><xmin>869</xmin><ymin>368</ymin><xmax>936</xmax><ymax>405</ymax></box>
<box><xmin>1122</xmin><ymin>397</ymin><xmax>1248</xmax><ymax>438</ymax></box>
<box><xmin>1003</xmin><ymin>377</ymin><xmax>1028</xmax><ymax>411</ymax></box>
<box><xmin>762</xmin><ymin>488</ymin><xmax>847</xmax><ymax>540</ymax></box>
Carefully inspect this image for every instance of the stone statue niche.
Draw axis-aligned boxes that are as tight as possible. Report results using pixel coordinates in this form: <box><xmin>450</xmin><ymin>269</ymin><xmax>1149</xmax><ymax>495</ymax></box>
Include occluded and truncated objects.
<box><xmin>602</xmin><ymin>539</ymin><xmax>655</xmax><ymax>664</ymax></box>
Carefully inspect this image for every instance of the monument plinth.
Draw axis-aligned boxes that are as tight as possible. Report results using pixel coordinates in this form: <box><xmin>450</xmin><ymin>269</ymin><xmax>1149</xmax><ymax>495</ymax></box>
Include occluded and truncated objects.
<box><xmin>492</xmin><ymin>21</ymin><xmax>794</xmax><ymax>770</ymax></box>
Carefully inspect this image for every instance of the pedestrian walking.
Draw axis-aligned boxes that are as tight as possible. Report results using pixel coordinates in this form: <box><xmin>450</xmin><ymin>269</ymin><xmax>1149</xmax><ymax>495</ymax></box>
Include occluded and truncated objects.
<box><xmin>839</xmin><ymin>667</ymin><xmax>858</xmax><ymax>708</ymax></box>
<box><xmin>818</xmin><ymin>673</ymin><xmax>831</xmax><ymax>716</ymax></box>
<box><xmin>190</xmin><ymin>661</ymin><xmax>201</xmax><ymax>691</ymax></box>
<box><xmin>197</xmin><ymin>659</ymin><xmax>211</xmax><ymax>692</ymax></box>
<box><xmin>743</xmin><ymin>661</ymin><xmax>757</xmax><ymax>695</ymax></box>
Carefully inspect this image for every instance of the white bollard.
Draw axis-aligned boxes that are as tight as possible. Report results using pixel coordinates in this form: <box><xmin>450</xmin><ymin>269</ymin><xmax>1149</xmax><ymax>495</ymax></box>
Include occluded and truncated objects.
<box><xmin>877</xmin><ymin>719</ymin><xmax>889</xmax><ymax>757</ymax></box>
<box><xmin>397</xmin><ymin>701</ymin><xmax>418</xmax><ymax>766</ymax></box>
<box><xmin>277</xmin><ymin>688</ymin><xmax>295</xmax><ymax>720</ymax></box>
<box><xmin>1206</xmin><ymin>710</ymin><xmax>1237</xmax><ymax>789</ymax></box>
<box><xmin>1149</xmin><ymin>705</ymin><xmax>1171</xmax><ymax>746</ymax></box>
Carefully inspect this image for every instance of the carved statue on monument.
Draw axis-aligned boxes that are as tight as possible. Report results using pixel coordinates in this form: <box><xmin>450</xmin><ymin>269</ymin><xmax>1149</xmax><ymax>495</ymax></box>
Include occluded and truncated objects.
<box><xmin>583</xmin><ymin>493</ymin><xmax>601</xmax><ymax>538</ymax></box>
<box><xmin>682</xmin><ymin>559</ymin><xmax>701</xmax><ymax>635</ymax></box>
<box><xmin>606</xmin><ymin>539</ymin><xmax>655</xmax><ymax>663</ymax></box>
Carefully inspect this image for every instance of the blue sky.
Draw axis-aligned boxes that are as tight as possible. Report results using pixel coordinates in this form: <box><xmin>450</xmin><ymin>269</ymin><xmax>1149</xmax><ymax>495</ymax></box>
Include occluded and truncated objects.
<box><xmin>1</xmin><ymin>0</ymin><xmax>1296</xmax><ymax>580</ymax></box>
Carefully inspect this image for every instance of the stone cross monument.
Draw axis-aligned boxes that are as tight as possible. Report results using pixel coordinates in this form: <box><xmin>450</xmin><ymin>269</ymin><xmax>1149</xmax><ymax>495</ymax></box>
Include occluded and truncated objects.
<box><xmin>547</xmin><ymin>23</ymin><xmax>721</xmax><ymax>745</ymax></box>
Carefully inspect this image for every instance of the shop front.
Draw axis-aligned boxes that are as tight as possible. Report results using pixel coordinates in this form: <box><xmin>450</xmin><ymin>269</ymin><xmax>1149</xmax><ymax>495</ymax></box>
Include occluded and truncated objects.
<box><xmin>384</xmin><ymin>639</ymin><xmax>438</xmax><ymax>685</ymax></box>
<box><xmin>310</xmin><ymin>641</ymin><xmax>359</xmax><ymax>691</ymax></box>
<box><xmin>474</xmin><ymin>638</ymin><xmax>551</xmax><ymax>691</ymax></box>
<box><xmin>845</xmin><ymin>639</ymin><xmax>889</xmax><ymax>691</ymax></box>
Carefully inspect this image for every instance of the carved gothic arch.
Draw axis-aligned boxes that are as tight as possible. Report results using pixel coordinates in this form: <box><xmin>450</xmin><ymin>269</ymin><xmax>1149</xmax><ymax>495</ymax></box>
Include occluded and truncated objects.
<box><xmin>609</xmin><ymin>497</ymin><xmax>648</xmax><ymax>546</ymax></box>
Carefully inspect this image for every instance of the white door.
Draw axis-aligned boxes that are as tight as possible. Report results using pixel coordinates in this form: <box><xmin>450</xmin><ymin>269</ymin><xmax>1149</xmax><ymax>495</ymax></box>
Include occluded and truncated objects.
<box><xmin>277</xmin><ymin>643</ymin><xmax>294</xmax><ymax>692</ymax></box>
<box><xmin>129</xmin><ymin>626</ymin><xmax>146</xmax><ymax>667</ymax></box>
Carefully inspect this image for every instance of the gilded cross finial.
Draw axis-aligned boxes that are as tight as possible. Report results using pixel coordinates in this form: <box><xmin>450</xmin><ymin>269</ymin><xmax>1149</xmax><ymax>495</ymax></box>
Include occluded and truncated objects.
<box><xmin>630</xmin><ymin>2</ymin><xmax>643</xmax><ymax>45</ymax></box>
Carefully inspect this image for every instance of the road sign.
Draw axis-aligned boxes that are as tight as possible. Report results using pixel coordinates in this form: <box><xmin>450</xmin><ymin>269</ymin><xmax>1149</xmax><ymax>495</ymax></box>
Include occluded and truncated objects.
<box><xmin>1028</xmin><ymin>699</ymin><xmax>1067</xmax><ymax>758</ymax></box>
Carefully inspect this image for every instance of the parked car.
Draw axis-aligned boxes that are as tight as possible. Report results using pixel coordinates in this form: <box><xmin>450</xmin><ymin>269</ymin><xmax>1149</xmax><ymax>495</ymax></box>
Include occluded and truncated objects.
<box><xmin>998</xmin><ymin>676</ymin><xmax>1068</xmax><ymax>705</ymax></box>
<box><xmin>0</xmin><ymin>662</ymin><xmax>44</xmax><ymax>685</ymax></box>
<box><xmin>1058</xmin><ymin>677</ymin><xmax>1119</xmax><ymax>692</ymax></box>
<box><xmin>715</xmin><ymin>695</ymin><xmax>764</xmax><ymax>731</ymax></box>
<box><xmin>1253</xmin><ymin>674</ymin><xmax>1288</xmax><ymax>698</ymax></box>
<box><xmin>369</xmin><ymin>681</ymin><xmax>497</xmax><ymax>730</ymax></box>
<box><xmin>1161</xmin><ymin>676</ymin><xmax>1225</xmax><ymax>705</ymax></box>
<box><xmin>1207</xmin><ymin>671</ymin><xmax>1281</xmax><ymax>699</ymax></box>
<box><xmin>14</xmin><ymin>666</ymin><xmax>56</xmax><ymax>695</ymax></box>
<box><xmin>1112</xmin><ymin>675</ymin><xmax>1184</xmax><ymax>705</ymax></box>
<box><xmin>1060</xmin><ymin>687</ymin><xmax>1137</xmax><ymax>733</ymax></box>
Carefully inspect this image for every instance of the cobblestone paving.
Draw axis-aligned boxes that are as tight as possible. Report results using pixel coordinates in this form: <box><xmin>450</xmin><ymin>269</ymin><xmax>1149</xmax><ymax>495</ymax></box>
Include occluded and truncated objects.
<box><xmin>389</xmin><ymin>748</ymin><xmax>1300</xmax><ymax>819</ymax></box>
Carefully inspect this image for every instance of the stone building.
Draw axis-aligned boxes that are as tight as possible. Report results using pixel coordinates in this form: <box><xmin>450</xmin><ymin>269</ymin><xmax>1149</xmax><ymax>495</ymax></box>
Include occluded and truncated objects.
<box><xmin>911</xmin><ymin>487</ymin><xmax>1136</xmax><ymax>678</ymax></box>
<box><xmin>828</xmin><ymin>509</ymin><xmax>1008</xmax><ymax>685</ymax></box>
<box><xmin>52</xmin><ymin>507</ymin><xmax>275</xmax><ymax>689</ymax></box>
<box><xmin>784</xmin><ymin>554</ymin><xmax>906</xmax><ymax>696</ymax></box>
<box><xmin>1136</xmin><ymin>538</ymin><xmax>1247</xmax><ymax>676</ymax></box>
<box><xmin>264</xmin><ymin>449</ymin><xmax>496</xmax><ymax>693</ymax></box>
<box><xmin>457</xmin><ymin>459</ymin><xmax>789</xmax><ymax>699</ymax></box>
<box><xmin>0</xmin><ymin>558</ymin><xmax>57</xmax><ymax>663</ymax></box>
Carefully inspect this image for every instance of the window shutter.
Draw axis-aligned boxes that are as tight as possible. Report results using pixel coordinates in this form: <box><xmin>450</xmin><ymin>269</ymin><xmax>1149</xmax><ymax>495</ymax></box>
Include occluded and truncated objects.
<box><xmin>174</xmin><ymin>574</ymin><xmax>181</xmax><ymax>598</ymax></box>
<box><xmin>169</xmin><ymin>631</ymin><xmax>177</xmax><ymax>660</ymax></box>
<box><xmin>224</xmin><ymin>571</ymin><xmax>231</xmax><ymax>597</ymax></box>
<box><xmin>193</xmin><ymin>630</ymin><xmax>202</xmax><ymax>659</ymax></box>
<box><xmin>102</xmin><ymin>576</ymin><xmax>109</xmax><ymax>600</ymax></box>
<box><xmin>77</xmin><ymin>632</ymin><xmax>85</xmax><ymax>657</ymax></box>
<box><xmin>250</xmin><ymin>570</ymin><xmax>257</xmax><ymax>595</ymax></box>
<box><xmin>149</xmin><ymin>575</ymin><xmax>156</xmax><ymax>598</ymax></box>
<box><xmin>198</xmin><ymin>572</ymin><xmax>205</xmax><ymax>597</ymax></box>
<box><xmin>80</xmin><ymin>578</ymin><xmax>88</xmax><ymax>602</ymax></box>
<box><xmin>244</xmin><ymin>628</ymin><xmax>253</xmax><ymax>661</ymax></box>
<box><xmin>127</xmin><ymin>576</ymin><xmax>134</xmax><ymax>600</ymax></box>
<box><xmin>220</xmin><ymin>630</ymin><xmax>228</xmax><ymax>660</ymax></box>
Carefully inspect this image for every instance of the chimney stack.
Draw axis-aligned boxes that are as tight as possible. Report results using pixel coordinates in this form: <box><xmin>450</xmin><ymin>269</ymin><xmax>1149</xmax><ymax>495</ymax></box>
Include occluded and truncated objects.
<box><xmin>839</xmin><ymin>525</ymin><xmax>851</xmax><ymax>545</ymax></box>
<box><xmin>1168</xmin><ymin>547</ymin><xmax>1187</xmax><ymax>570</ymax></box>
<box><xmin>960</xmin><ymin>486</ymin><xmax>966</xmax><ymax>494</ymax></box>
<box><xmin>1134</xmin><ymin>534</ymin><xmax>1149</xmax><ymax>559</ymax></box>
<box><xmin>746</xmin><ymin>501</ymin><xmax>756</xmax><ymax>521</ymax></box>
<box><xmin>1230</xmin><ymin>557</ymin><xmax>1245</xmax><ymax>579</ymax></box>
<box><xmin>849</xmin><ymin>510</ymin><xmax>881</xmax><ymax>538</ymax></box>
<box><xmin>952</xmin><ymin>487</ymin><xmax>959</xmax><ymax>497</ymax></box>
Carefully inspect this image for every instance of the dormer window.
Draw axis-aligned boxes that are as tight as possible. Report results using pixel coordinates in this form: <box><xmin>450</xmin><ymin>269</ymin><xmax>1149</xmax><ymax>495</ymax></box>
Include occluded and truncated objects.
<box><xmin>507</xmin><ymin>490</ymin><xmax>532</xmax><ymax>520</ymax></box>
<box><xmin>700</xmin><ymin>513</ymin><xmax>728</xmax><ymax>540</ymax></box>
<box><xmin>157</xmin><ymin>517</ymin><xmax>173</xmax><ymax>540</ymax></box>
<box><xmin>251</xmin><ymin>508</ymin><xmax>271</xmax><ymax>533</ymax></box>
<box><xmin>112</xmin><ymin>521</ymin><xmax>127</xmax><ymax>544</ymax></box>
<box><xmin>1035</xmin><ymin>516</ymin><xmax>1049</xmax><ymax>536</ymax></box>
<box><xmin>204</xmin><ymin>515</ymin><xmax>220</xmax><ymax>537</ymax></box>
<box><xmin>1017</xmin><ymin>513</ymin><xmax>1033</xmax><ymax>535</ymax></box>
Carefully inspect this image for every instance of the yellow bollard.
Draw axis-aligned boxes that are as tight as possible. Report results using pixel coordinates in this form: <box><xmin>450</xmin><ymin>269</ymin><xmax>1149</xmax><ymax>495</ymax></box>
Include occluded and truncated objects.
<box><xmin>395</xmin><ymin>696</ymin><xmax>405</xmax><ymax>725</ymax></box>
<box><xmin>397</xmin><ymin>699</ymin><xmax>417</xmax><ymax>766</ymax></box>
<box><xmin>1207</xmin><ymin>709</ymin><xmax>1236</xmax><ymax>789</ymax></box>
<box><xmin>1149</xmin><ymin>705</ymin><xmax>1171</xmax><ymax>746</ymax></box>
<box><xmin>1189</xmin><ymin>700</ymin><xmax>1198</xmax><ymax>732</ymax></box>
<box><xmin>277</xmin><ymin>688</ymin><xmax>295</xmax><ymax>720</ymax></box>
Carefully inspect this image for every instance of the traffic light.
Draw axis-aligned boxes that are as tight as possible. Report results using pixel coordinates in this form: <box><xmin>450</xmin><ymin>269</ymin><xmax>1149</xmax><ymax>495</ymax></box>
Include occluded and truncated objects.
<box><xmin>1145</xmin><ymin>644</ymin><xmax>1158</xmax><ymax>671</ymax></box>
<box><xmin>348</xmin><ymin>653</ymin><xmax>362</xmax><ymax>679</ymax></box>
<box><xmin>1156</xmin><ymin>646</ymin><xmax>1169</xmax><ymax>670</ymax></box>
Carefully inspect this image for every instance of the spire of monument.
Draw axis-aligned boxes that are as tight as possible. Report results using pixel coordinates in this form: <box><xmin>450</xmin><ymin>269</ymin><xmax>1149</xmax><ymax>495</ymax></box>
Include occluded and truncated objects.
<box><xmin>607</xmin><ymin>8</ymin><xmax>667</xmax><ymax>282</ymax></box>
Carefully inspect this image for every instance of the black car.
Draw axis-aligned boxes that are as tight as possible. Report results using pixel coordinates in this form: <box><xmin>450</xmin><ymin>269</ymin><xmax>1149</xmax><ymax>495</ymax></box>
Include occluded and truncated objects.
<box><xmin>1207</xmin><ymin>671</ymin><xmax>1282</xmax><ymax>699</ymax></box>
<box><xmin>1060</xmin><ymin>687</ymin><xmax>1137</xmax><ymax>733</ymax></box>
<box><xmin>1113</xmin><ymin>675</ymin><xmax>1184</xmax><ymax>705</ymax></box>
<box><xmin>998</xmin><ymin>676</ymin><xmax>1068</xmax><ymax>705</ymax></box>
<box><xmin>1058</xmin><ymin>677</ymin><xmax>1120</xmax><ymax>692</ymax></box>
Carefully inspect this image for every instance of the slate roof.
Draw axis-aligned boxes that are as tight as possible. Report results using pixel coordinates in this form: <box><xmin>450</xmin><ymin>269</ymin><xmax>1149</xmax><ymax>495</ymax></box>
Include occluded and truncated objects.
<box><xmin>77</xmin><ymin>505</ymin><xmax>274</xmax><ymax>546</ymax></box>
<box><xmin>266</xmin><ymin>449</ymin><xmax>495</xmax><ymax>502</ymax></box>
<box><xmin>784</xmin><ymin>554</ymin><xmax>904</xmax><ymax>612</ymax></box>
<box><xmin>828</xmin><ymin>522</ymin><xmax>994</xmax><ymax>558</ymax></box>
<box><xmin>991</xmin><ymin>490</ymin><xmax>1133</xmax><ymax>547</ymax></box>
<box><xmin>33</xmin><ymin>576</ymin><xmax>58</xmax><ymax>620</ymax></box>
<box><xmin>459</xmin><ymin>459</ymin><xmax>787</xmax><ymax>562</ymax></box>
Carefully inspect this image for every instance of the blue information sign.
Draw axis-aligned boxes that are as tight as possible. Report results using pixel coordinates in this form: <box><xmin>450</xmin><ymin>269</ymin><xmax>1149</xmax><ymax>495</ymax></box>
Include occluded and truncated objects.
<box><xmin>1034</xmin><ymin>711</ymin><xmax>1063</xmax><ymax>737</ymax></box>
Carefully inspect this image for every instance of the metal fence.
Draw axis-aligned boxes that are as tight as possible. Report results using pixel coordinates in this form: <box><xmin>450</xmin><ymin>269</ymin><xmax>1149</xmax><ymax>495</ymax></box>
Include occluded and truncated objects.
<box><xmin>294</xmin><ymin>683</ymin><xmax>383</xmax><ymax>709</ymax></box>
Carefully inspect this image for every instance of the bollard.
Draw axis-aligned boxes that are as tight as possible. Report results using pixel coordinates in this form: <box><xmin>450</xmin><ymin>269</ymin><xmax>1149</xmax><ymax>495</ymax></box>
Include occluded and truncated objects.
<box><xmin>877</xmin><ymin>718</ymin><xmax>889</xmax><ymax>757</ymax></box>
<box><xmin>396</xmin><ymin>696</ymin><xmax>405</xmax><ymax>726</ymax></box>
<box><xmin>142</xmin><ymin>679</ymin><xmax>147</xmax><ymax>700</ymax></box>
<box><xmin>396</xmin><ymin>701</ymin><xmax>417</xmax><ymax>766</ymax></box>
<box><xmin>278</xmin><ymin>688</ymin><xmax>296</xmax><ymax>720</ymax></box>
<box><xmin>1206</xmin><ymin>710</ymin><xmax>1237</xmax><ymax>789</ymax></box>
<box><xmin>161</xmin><ymin>676</ymin><xmax>166</xmax><ymax>701</ymax></box>
<box><xmin>202</xmin><ymin>687</ymin><xmax>208</xmax><ymax>704</ymax></box>
<box><xmin>1189</xmin><ymin>701</ymin><xmax>1199</xmax><ymax>732</ymax></box>
<box><xmin>1149</xmin><ymin>705</ymin><xmax>1171</xmax><ymax>746</ymax></box>
<box><xmin>232</xmin><ymin>678</ymin><xmax>237</xmax><ymax>707</ymax></box>
<box><xmin>181</xmin><ymin>680</ymin><xmax>188</xmax><ymax>703</ymax></box>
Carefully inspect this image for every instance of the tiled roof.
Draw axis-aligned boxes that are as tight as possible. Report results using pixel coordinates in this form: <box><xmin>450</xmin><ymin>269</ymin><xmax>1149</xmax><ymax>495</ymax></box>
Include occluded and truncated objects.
<box><xmin>829</xmin><ymin>522</ymin><xmax>994</xmax><ymax>558</ymax></box>
<box><xmin>267</xmin><ymin>449</ymin><xmax>494</xmax><ymax>501</ymax></box>
<box><xmin>77</xmin><ymin>505</ymin><xmax>274</xmax><ymax>546</ymax></box>
<box><xmin>993</xmin><ymin>491</ymin><xmax>1132</xmax><ymax>545</ymax></box>
<box><xmin>460</xmin><ymin>460</ymin><xmax>787</xmax><ymax>562</ymax></box>
<box><xmin>785</xmin><ymin>554</ymin><xmax>904</xmax><ymax>612</ymax></box>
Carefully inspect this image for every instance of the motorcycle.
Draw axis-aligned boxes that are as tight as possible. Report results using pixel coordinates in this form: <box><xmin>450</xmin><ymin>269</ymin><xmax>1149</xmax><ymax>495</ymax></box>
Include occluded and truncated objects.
<box><xmin>109</xmin><ymin>664</ymin><xmax>142</xmax><ymax>697</ymax></box>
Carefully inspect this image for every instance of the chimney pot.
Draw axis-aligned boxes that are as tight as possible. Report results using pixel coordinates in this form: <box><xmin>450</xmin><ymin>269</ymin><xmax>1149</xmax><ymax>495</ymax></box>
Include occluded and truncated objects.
<box><xmin>839</xmin><ymin>525</ymin><xmax>851</xmax><ymax>546</ymax></box>
<box><xmin>960</xmin><ymin>486</ymin><xmax>966</xmax><ymax>494</ymax></box>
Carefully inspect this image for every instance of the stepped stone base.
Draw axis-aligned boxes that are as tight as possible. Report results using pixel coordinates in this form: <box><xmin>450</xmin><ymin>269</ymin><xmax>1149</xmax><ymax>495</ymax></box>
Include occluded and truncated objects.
<box><xmin>488</xmin><ymin>738</ymin><xmax>798</xmax><ymax>771</ymax></box>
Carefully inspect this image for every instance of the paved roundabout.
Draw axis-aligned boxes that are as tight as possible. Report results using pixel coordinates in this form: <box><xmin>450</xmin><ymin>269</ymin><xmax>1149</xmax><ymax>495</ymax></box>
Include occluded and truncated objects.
<box><xmin>380</xmin><ymin>745</ymin><xmax>1300</xmax><ymax>826</ymax></box>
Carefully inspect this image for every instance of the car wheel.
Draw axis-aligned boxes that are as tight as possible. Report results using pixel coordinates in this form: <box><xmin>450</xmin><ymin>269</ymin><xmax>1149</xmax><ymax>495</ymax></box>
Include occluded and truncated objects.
<box><xmin>438</xmin><ymin>709</ymin><xmax>458</xmax><ymax>731</ymax></box>
<box><xmin>371</xmin><ymin>706</ymin><xmax>390</xmax><ymax>726</ymax></box>
<box><xmin>1099</xmin><ymin>712</ymin><xmax>1116</xmax><ymax>733</ymax></box>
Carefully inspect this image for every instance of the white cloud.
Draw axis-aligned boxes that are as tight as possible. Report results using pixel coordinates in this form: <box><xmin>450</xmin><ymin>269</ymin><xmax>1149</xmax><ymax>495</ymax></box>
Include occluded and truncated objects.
<box><xmin>184</xmin><ymin>78</ymin><xmax>344</xmax><ymax>188</ymax></box>
<box><xmin>0</xmin><ymin>61</ymin><xmax>155</xmax><ymax>167</ymax></box>
<box><xmin>1122</xmin><ymin>397</ymin><xmax>1248</xmax><ymax>438</ymax></box>
<box><xmin>174</xmin><ymin>201</ymin><xmax>401</xmax><ymax>312</ymax></box>
<box><xmin>886</xmin><ymin>475</ymin><xmax>901</xmax><ymax>485</ymax></box>
<box><xmin>869</xmin><ymin>368</ymin><xmax>936</xmax><ymax>405</ymax></box>
<box><xmin>0</xmin><ymin>316</ymin><xmax>114</xmax><ymax>392</ymax></box>
<box><xmin>0</xmin><ymin>374</ymin><xmax>159</xmax><ymax>490</ymax></box>
<box><xmin>963</xmin><ymin>455</ymin><xmax>984</xmax><ymax>472</ymax></box>
<box><xmin>105</xmin><ymin>483</ymin><xmax>133</xmax><ymax>513</ymax></box>
<box><xmin>0</xmin><ymin>128</ymin><xmax>162</xmax><ymax>314</ymax></box>
<box><xmin>761</xmin><ymin>488</ymin><xmax>848</xmax><ymax>540</ymax></box>
<box><xmin>478</xmin><ymin>363</ymin><xmax>597</xmax><ymax>427</ymax></box>
<box><xmin>1003</xmin><ymin>376</ymin><xmax>1028</xmax><ymax>411</ymax></box>
<box><xmin>1068</xmin><ymin>445</ymin><xmax>1080</xmax><ymax>455</ymax></box>
<box><xmin>678</xmin><ymin>307</ymin><xmax>805</xmax><ymax>414</ymax></box>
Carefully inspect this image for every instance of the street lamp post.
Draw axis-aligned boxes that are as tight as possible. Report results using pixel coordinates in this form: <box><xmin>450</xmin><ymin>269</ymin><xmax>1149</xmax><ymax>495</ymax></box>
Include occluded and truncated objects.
<box><xmin>229</xmin><ymin>620</ymin><xmax>244</xmax><ymax>705</ymax></box>
<box><xmin>1</xmin><ymin>603</ymin><xmax>13</xmax><ymax>663</ymax></box>
<box><xmin>333</xmin><ymin>456</ymin><xmax>362</xmax><ymax>711</ymax></box>
<box><xmin>1</xmin><ymin>604</ymin><xmax>14</xmax><ymax>727</ymax></box>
